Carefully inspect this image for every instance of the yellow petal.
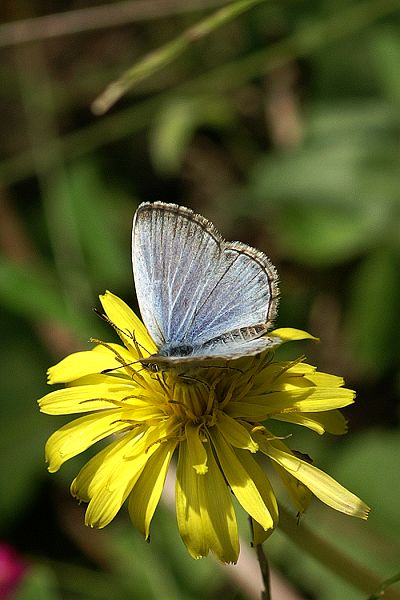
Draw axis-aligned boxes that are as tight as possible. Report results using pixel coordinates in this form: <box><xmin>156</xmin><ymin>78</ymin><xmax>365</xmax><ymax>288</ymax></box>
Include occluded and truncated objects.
<box><xmin>39</xmin><ymin>383</ymin><xmax>138</xmax><ymax>414</ymax></box>
<box><xmin>176</xmin><ymin>440</ymin><xmax>209</xmax><ymax>559</ymax></box>
<box><xmin>262</xmin><ymin>440</ymin><xmax>370</xmax><ymax>519</ymax></box>
<box><xmin>45</xmin><ymin>408</ymin><xmax>132</xmax><ymax>472</ymax></box>
<box><xmin>71</xmin><ymin>433</ymin><xmax>137</xmax><ymax>502</ymax></box>
<box><xmin>211</xmin><ymin>429</ymin><xmax>274</xmax><ymax>531</ymax></box>
<box><xmin>228</xmin><ymin>387</ymin><xmax>355</xmax><ymax>421</ymax></box>
<box><xmin>128</xmin><ymin>441</ymin><xmax>177</xmax><ymax>539</ymax></box>
<box><xmin>272</xmin><ymin>410</ymin><xmax>348</xmax><ymax>435</ymax></box>
<box><xmin>176</xmin><ymin>440</ymin><xmax>239</xmax><ymax>563</ymax></box>
<box><xmin>67</xmin><ymin>374</ymin><xmax>117</xmax><ymax>387</ymax></box>
<box><xmin>272</xmin><ymin>461</ymin><xmax>313</xmax><ymax>515</ymax></box>
<box><xmin>84</xmin><ymin>426</ymin><xmax>162</xmax><ymax>528</ymax></box>
<box><xmin>217</xmin><ymin>412</ymin><xmax>258</xmax><ymax>453</ymax></box>
<box><xmin>269</xmin><ymin>328</ymin><xmax>319</xmax><ymax>343</ymax></box>
<box><xmin>250</xmin><ymin>360</ymin><xmax>313</xmax><ymax>392</ymax></box>
<box><xmin>185</xmin><ymin>424</ymin><xmax>208</xmax><ymax>474</ymax></box>
<box><xmin>198</xmin><ymin>442</ymin><xmax>240</xmax><ymax>563</ymax></box>
<box><xmin>268</xmin><ymin>371</ymin><xmax>345</xmax><ymax>392</ymax></box>
<box><xmin>234</xmin><ymin>448</ymin><xmax>279</xmax><ymax>545</ymax></box>
<box><xmin>280</xmin><ymin>361</ymin><xmax>316</xmax><ymax>375</ymax></box>
<box><xmin>47</xmin><ymin>344</ymin><xmax>131</xmax><ymax>384</ymax></box>
<box><xmin>100</xmin><ymin>291</ymin><xmax>157</xmax><ymax>355</ymax></box>
<box><xmin>304</xmin><ymin>372</ymin><xmax>345</xmax><ymax>388</ymax></box>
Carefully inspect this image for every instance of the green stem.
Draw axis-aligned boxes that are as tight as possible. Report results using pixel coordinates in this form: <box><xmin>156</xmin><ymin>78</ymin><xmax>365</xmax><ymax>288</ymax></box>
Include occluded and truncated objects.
<box><xmin>255</xmin><ymin>543</ymin><xmax>271</xmax><ymax>600</ymax></box>
<box><xmin>278</xmin><ymin>506</ymin><xmax>400</xmax><ymax>600</ymax></box>
<box><xmin>193</xmin><ymin>0</ymin><xmax>400</xmax><ymax>92</ymax></box>
<box><xmin>92</xmin><ymin>0</ymin><xmax>267</xmax><ymax>114</ymax></box>
<box><xmin>0</xmin><ymin>0</ymin><xmax>233</xmax><ymax>47</ymax></box>
<box><xmin>249</xmin><ymin>516</ymin><xmax>271</xmax><ymax>599</ymax></box>
<box><xmin>3</xmin><ymin>0</ymin><xmax>400</xmax><ymax>186</ymax></box>
<box><xmin>367</xmin><ymin>572</ymin><xmax>400</xmax><ymax>599</ymax></box>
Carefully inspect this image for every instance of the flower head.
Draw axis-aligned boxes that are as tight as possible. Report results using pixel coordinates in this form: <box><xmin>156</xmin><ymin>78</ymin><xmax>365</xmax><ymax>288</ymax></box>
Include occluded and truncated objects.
<box><xmin>39</xmin><ymin>291</ymin><xmax>369</xmax><ymax>563</ymax></box>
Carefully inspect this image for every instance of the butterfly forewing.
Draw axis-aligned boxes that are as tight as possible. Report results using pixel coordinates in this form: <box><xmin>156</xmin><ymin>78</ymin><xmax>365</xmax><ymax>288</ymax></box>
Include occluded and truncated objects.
<box><xmin>132</xmin><ymin>202</ymin><xmax>279</xmax><ymax>360</ymax></box>
<box><xmin>133</xmin><ymin>203</ymin><xmax>222</xmax><ymax>347</ymax></box>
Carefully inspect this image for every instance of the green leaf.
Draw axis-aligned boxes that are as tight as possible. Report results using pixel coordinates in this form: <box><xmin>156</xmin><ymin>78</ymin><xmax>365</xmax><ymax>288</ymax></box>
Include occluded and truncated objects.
<box><xmin>66</xmin><ymin>160</ymin><xmax>130</xmax><ymax>289</ymax></box>
<box><xmin>332</xmin><ymin>429</ymin><xmax>400</xmax><ymax>541</ymax></box>
<box><xmin>150</xmin><ymin>96</ymin><xmax>234</xmax><ymax>174</ymax></box>
<box><xmin>14</xmin><ymin>565</ymin><xmax>61</xmax><ymax>600</ymax></box>
<box><xmin>0</xmin><ymin>259</ymin><xmax>69</xmax><ymax>324</ymax></box>
<box><xmin>248</xmin><ymin>100</ymin><xmax>400</xmax><ymax>265</ymax></box>
<box><xmin>370</xmin><ymin>26</ymin><xmax>400</xmax><ymax>104</ymax></box>
<box><xmin>275</xmin><ymin>203</ymin><xmax>381</xmax><ymax>266</ymax></box>
<box><xmin>107</xmin><ymin>509</ymin><xmax>223</xmax><ymax>600</ymax></box>
<box><xmin>346</xmin><ymin>247</ymin><xmax>400</xmax><ymax>374</ymax></box>
<box><xmin>0</xmin><ymin>317</ymin><xmax>58</xmax><ymax>528</ymax></box>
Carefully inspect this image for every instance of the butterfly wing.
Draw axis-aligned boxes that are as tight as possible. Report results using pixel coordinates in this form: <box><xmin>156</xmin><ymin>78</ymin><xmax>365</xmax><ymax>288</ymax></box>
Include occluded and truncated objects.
<box><xmin>138</xmin><ymin>335</ymin><xmax>281</xmax><ymax>371</ymax></box>
<box><xmin>132</xmin><ymin>202</ymin><xmax>223</xmax><ymax>348</ymax></box>
<box><xmin>132</xmin><ymin>202</ymin><xmax>279</xmax><ymax>352</ymax></box>
<box><xmin>188</xmin><ymin>240</ymin><xmax>278</xmax><ymax>346</ymax></box>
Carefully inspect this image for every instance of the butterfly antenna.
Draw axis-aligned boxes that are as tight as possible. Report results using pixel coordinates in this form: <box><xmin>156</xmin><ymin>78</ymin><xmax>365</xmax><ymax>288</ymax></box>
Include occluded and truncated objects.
<box><xmin>93</xmin><ymin>307</ymin><xmax>151</xmax><ymax>357</ymax></box>
<box><xmin>93</xmin><ymin>308</ymin><xmax>132</xmax><ymax>339</ymax></box>
<box><xmin>130</xmin><ymin>330</ymin><xmax>151</xmax><ymax>360</ymax></box>
<box><xmin>101</xmin><ymin>361</ymin><xmax>137</xmax><ymax>374</ymax></box>
<box><xmin>89</xmin><ymin>337</ymin><xmax>146</xmax><ymax>381</ymax></box>
<box><xmin>270</xmin><ymin>354</ymin><xmax>306</xmax><ymax>384</ymax></box>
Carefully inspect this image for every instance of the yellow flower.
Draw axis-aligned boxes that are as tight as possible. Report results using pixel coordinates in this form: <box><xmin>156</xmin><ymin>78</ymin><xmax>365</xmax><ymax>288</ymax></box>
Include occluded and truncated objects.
<box><xmin>39</xmin><ymin>291</ymin><xmax>369</xmax><ymax>563</ymax></box>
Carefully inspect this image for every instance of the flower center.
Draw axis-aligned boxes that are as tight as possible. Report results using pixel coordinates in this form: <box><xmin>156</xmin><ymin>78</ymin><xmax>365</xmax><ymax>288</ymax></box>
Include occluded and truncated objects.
<box><xmin>158</xmin><ymin>372</ymin><xmax>222</xmax><ymax>426</ymax></box>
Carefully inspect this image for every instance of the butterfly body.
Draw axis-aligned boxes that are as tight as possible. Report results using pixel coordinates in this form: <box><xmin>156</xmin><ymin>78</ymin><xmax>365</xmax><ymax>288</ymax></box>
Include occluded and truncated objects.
<box><xmin>158</xmin><ymin>342</ymin><xmax>195</xmax><ymax>357</ymax></box>
<box><xmin>132</xmin><ymin>202</ymin><xmax>280</xmax><ymax>370</ymax></box>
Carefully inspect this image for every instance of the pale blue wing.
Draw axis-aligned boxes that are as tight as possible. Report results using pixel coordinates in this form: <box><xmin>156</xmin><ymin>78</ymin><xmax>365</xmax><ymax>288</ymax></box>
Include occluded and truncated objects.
<box><xmin>132</xmin><ymin>202</ymin><xmax>222</xmax><ymax>347</ymax></box>
<box><xmin>192</xmin><ymin>333</ymin><xmax>281</xmax><ymax>359</ymax></box>
<box><xmin>188</xmin><ymin>241</ymin><xmax>278</xmax><ymax>346</ymax></box>
<box><xmin>132</xmin><ymin>202</ymin><xmax>279</xmax><ymax>351</ymax></box>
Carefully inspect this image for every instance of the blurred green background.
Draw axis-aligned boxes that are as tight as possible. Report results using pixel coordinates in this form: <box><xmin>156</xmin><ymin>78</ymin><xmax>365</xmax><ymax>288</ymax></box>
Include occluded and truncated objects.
<box><xmin>1</xmin><ymin>0</ymin><xmax>400</xmax><ymax>598</ymax></box>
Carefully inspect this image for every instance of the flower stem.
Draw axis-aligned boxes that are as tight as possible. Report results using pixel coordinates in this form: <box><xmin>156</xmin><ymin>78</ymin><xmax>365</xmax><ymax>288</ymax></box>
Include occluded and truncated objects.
<box><xmin>92</xmin><ymin>0</ymin><xmax>267</xmax><ymax>113</ymax></box>
<box><xmin>367</xmin><ymin>572</ymin><xmax>400</xmax><ymax>599</ymax></box>
<box><xmin>255</xmin><ymin>543</ymin><xmax>271</xmax><ymax>600</ymax></box>
<box><xmin>278</xmin><ymin>506</ymin><xmax>400</xmax><ymax>599</ymax></box>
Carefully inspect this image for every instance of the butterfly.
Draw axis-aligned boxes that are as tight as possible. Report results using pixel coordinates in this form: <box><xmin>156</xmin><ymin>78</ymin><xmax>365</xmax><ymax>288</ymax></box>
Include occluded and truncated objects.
<box><xmin>132</xmin><ymin>202</ymin><xmax>280</xmax><ymax>370</ymax></box>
